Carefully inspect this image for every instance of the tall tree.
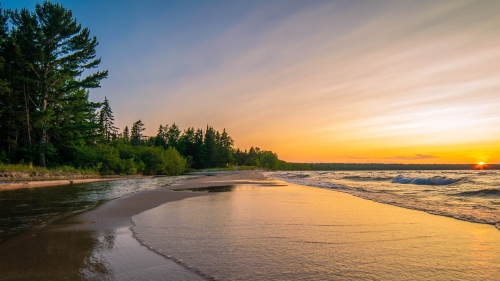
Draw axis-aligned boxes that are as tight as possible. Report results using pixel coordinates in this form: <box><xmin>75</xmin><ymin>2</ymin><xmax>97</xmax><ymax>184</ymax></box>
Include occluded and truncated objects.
<box><xmin>130</xmin><ymin>120</ymin><xmax>145</xmax><ymax>146</ymax></box>
<box><xmin>193</xmin><ymin>128</ymin><xmax>205</xmax><ymax>169</ymax></box>
<box><xmin>204</xmin><ymin>126</ymin><xmax>216</xmax><ymax>168</ymax></box>
<box><xmin>218</xmin><ymin>128</ymin><xmax>234</xmax><ymax>166</ymax></box>
<box><xmin>10</xmin><ymin>2</ymin><xmax>108</xmax><ymax>165</ymax></box>
<box><xmin>165</xmin><ymin>123</ymin><xmax>180</xmax><ymax>150</ymax></box>
<box><xmin>99</xmin><ymin>96</ymin><xmax>118</xmax><ymax>141</ymax></box>
<box><xmin>0</xmin><ymin>6</ymin><xmax>24</xmax><ymax>162</ymax></box>
<box><xmin>154</xmin><ymin>124</ymin><xmax>167</xmax><ymax>147</ymax></box>
<box><xmin>122</xmin><ymin>126</ymin><xmax>129</xmax><ymax>142</ymax></box>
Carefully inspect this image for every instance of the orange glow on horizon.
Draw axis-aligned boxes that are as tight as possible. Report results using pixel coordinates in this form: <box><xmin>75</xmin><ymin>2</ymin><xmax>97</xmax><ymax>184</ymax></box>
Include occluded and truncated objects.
<box><xmin>103</xmin><ymin>1</ymin><xmax>500</xmax><ymax>165</ymax></box>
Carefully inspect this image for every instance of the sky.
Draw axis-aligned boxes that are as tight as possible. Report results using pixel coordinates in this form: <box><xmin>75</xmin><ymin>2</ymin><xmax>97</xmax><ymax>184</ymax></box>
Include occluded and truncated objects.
<box><xmin>3</xmin><ymin>0</ymin><xmax>500</xmax><ymax>164</ymax></box>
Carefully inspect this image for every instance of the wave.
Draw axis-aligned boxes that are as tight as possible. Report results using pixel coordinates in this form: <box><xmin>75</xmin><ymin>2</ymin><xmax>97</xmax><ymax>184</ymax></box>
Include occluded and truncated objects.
<box><xmin>455</xmin><ymin>189</ymin><xmax>500</xmax><ymax>197</ymax></box>
<box><xmin>286</xmin><ymin>174</ymin><xmax>310</xmax><ymax>178</ymax></box>
<box><xmin>266</xmin><ymin>171</ymin><xmax>500</xmax><ymax>232</ymax></box>
<box><xmin>342</xmin><ymin>176</ymin><xmax>393</xmax><ymax>182</ymax></box>
<box><xmin>391</xmin><ymin>175</ymin><xmax>460</xmax><ymax>185</ymax></box>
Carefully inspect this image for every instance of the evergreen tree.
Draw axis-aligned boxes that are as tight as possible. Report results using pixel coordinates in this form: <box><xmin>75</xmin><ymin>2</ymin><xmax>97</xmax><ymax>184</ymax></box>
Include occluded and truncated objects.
<box><xmin>122</xmin><ymin>126</ymin><xmax>129</xmax><ymax>142</ymax></box>
<box><xmin>177</xmin><ymin>127</ymin><xmax>195</xmax><ymax>156</ymax></box>
<box><xmin>154</xmin><ymin>124</ymin><xmax>167</xmax><ymax>147</ymax></box>
<box><xmin>193</xmin><ymin>128</ymin><xmax>205</xmax><ymax>169</ymax></box>
<box><xmin>99</xmin><ymin>96</ymin><xmax>118</xmax><ymax>142</ymax></box>
<box><xmin>165</xmin><ymin>123</ymin><xmax>180</xmax><ymax>150</ymax></box>
<box><xmin>130</xmin><ymin>120</ymin><xmax>145</xmax><ymax>146</ymax></box>
<box><xmin>204</xmin><ymin>126</ymin><xmax>216</xmax><ymax>168</ymax></box>
<box><xmin>9</xmin><ymin>2</ymin><xmax>108</xmax><ymax>165</ymax></box>
<box><xmin>219</xmin><ymin>128</ymin><xmax>234</xmax><ymax>166</ymax></box>
<box><xmin>0</xmin><ymin>6</ymin><xmax>24</xmax><ymax>162</ymax></box>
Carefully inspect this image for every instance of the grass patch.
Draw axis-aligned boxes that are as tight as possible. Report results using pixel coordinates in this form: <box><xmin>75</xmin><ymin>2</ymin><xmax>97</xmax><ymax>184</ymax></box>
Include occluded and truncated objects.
<box><xmin>0</xmin><ymin>163</ymin><xmax>98</xmax><ymax>176</ymax></box>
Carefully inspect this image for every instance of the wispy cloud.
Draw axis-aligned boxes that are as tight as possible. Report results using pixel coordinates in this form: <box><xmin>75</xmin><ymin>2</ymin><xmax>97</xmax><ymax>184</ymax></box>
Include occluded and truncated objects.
<box><xmin>72</xmin><ymin>0</ymin><xmax>500</xmax><ymax>163</ymax></box>
<box><xmin>385</xmin><ymin>154</ymin><xmax>438</xmax><ymax>160</ymax></box>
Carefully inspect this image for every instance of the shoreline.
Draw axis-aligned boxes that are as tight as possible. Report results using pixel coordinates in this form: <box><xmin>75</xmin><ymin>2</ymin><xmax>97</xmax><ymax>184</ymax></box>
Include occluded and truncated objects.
<box><xmin>2</xmin><ymin>170</ymin><xmax>499</xmax><ymax>279</ymax></box>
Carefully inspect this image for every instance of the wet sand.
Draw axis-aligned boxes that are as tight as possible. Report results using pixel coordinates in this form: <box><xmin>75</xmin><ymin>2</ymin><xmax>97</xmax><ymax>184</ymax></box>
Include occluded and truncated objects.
<box><xmin>0</xmin><ymin>171</ymin><xmax>268</xmax><ymax>280</ymax></box>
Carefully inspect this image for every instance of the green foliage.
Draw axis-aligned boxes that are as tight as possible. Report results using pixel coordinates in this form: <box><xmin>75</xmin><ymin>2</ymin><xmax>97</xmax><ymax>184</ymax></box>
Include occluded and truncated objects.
<box><xmin>234</xmin><ymin>147</ymin><xmax>282</xmax><ymax>170</ymax></box>
<box><xmin>99</xmin><ymin>97</ymin><xmax>118</xmax><ymax>141</ymax></box>
<box><xmin>68</xmin><ymin>140</ymin><xmax>187</xmax><ymax>176</ymax></box>
<box><xmin>130</xmin><ymin>120</ymin><xmax>145</xmax><ymax>146</ymax></box>
<box><xmin>1</xmin><ymin>2</ymin><xmax>107</xmax><ymax>166</ymax></box>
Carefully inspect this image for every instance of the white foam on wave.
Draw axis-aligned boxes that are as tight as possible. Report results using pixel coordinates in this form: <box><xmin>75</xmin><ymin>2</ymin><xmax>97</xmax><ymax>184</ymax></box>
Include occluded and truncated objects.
<box><xmin>391</xmin><ymin>175</ymin><xmax>459</xmax><ymax>185</ymax></box>
<box><xmin>265</xmin><ymin>171</ymin><xmax>500</xmax><ymax>229</ymax></box>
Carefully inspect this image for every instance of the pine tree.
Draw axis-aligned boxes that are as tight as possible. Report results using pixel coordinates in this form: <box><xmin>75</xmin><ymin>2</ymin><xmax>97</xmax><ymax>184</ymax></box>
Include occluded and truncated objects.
<box><xmin>10</xmin><ymin>2</ymin><xmax>108</xmax><ymax>165</ymax></box>
<box><xmin>130</xmin><ymin>120</ymin><xmax>145</xmax><ymax>146</ymax></box>
<box><xmin>219</xmin><ymin>128</ymin><xmax>234</xmax><ymax>166</ymax></box>
<box><xmin>153</xmin><ymin>124</ymin><xmax>166</xmax><ymax>147</ymax></box>
<box><xmin>122</xmin><ymin>126</ymin><xmax>130</xmax><ymax>142</ymax></box>
<box><xmin>177</xmin><ymin>127</ymin><xmax>195</xmax><ymax>156</ymax></box>
<box><xmin>204</xmin><ymin>126</ymin><xmax>216</xmax><ymax>168</ymax></box>
<box><xmin>193</xmin><ymin>128</ymin><xmax>205</xmax><ymax>169</ymax></box>
<box><xmin>165</xmin><ymin>123</ymin><xmax>180</xmax><ymax>150</ymax></box>
<box><xmin>99</xmin><ymin>96</ymin><xmax>118</xmax><ymax>142</ymax></box>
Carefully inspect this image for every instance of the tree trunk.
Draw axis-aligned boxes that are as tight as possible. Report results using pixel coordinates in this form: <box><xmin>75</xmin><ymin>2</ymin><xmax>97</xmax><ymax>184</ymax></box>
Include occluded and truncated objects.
<box><xmin>23</xmin><ymin>83</ymin><xmax>31</xmax><ymax>147</ymax></box>
<box><xmin>39</xmin><ymin>83</ymin><xmax>47</xmax><ymax>166</ymax></box>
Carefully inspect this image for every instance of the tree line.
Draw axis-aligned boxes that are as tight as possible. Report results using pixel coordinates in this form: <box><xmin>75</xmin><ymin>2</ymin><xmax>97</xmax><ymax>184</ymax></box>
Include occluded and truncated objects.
<box><xmin>0</xmin><ymin>1</ymin><xmax>285</xmax><ymax>175</ymax></box>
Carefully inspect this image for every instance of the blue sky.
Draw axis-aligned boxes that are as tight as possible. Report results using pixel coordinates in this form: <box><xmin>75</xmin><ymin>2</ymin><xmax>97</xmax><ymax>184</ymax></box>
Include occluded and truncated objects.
<box><xmin>3</xmin><ymin>1</ymin><xmax>500</xmax><ymax>163</ymax></box>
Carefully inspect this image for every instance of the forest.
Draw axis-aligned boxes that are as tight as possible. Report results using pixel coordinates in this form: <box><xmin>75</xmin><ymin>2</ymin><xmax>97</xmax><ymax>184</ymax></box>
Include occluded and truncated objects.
<box><xmin>0</xmin><ymin>2</ymin><xmax>285</xmax><ymax>175</ymax></box>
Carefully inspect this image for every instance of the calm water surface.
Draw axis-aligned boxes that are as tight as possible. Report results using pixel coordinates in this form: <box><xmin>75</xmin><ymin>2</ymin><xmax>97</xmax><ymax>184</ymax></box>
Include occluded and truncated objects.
<box><xmin>132</xmin><ymin>184</ymin><xmax>500</xmax><ymax>280</ymax></box>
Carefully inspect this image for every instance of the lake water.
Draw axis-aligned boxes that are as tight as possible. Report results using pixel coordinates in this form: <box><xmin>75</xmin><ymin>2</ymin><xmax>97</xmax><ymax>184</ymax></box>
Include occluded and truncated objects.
<box><xmin>267</xmin><ymin>170</ymin><xmax>500</xmax><ymax>229</ymax></box>
<box><xmin>132</xmin><ymin>183</ymin><xmax>500</xmax><ymax>280</ymax></box>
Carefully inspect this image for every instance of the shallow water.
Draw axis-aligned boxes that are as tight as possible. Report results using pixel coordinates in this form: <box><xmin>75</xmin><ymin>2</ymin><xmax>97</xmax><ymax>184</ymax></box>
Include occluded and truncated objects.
<box><xmin>267</xmin><ymin>171</ymin><xmax>500</xmax><ymax>228</ymax></box>
<box><xmin>132</xmin><ymin>184</ymin><xmax>500</xmax><ymax>280</ymax></box>
<box><xmin>0</xmin><ymin>176</ymin><xmax>195</xmax><ymax>242</ymax></box>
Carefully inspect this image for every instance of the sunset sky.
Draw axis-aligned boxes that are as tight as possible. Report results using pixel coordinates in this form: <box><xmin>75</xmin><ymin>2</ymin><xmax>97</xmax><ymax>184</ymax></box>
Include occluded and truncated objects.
<box><xmin>5</xmin><ymin>0</ymin><xmax>500</xmax><ymax>164</ymax></box>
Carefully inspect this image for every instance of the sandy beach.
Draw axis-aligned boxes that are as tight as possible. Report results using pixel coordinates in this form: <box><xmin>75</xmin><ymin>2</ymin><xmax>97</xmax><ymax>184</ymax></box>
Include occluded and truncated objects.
<box><xmin>1</xmin><ymin>171</ymin><xmax>499</xmax><ymax>280</ymax></box>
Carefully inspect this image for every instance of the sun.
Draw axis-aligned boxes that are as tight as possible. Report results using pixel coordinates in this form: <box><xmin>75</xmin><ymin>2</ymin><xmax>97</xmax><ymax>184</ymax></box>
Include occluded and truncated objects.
<box><xmin>478</xmin><ymin>162</ymin><xmax>485</xmax><ymax>166</ymax></box>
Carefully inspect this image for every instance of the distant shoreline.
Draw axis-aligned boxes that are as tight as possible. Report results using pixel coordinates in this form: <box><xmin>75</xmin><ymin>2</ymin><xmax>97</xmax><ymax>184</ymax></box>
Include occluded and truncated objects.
<box><xmin>1</xmin><ymin>163</ymin><xmax>496</xmax><ymax>190</ymax></box>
